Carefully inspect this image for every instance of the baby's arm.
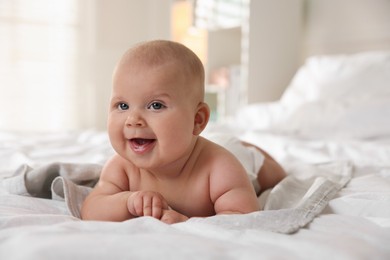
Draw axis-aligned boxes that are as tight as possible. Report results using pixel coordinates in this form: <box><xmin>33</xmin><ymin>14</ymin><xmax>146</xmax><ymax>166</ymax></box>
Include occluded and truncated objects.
<box><xmin>81</xmin><ymin>155</ymin><xmax>168</xmax><ymax>221</ymax></box>
<box><xmin>210</xmin><ymin>151</ymin><xmax>260</xmax><ymax>215</ymax></box>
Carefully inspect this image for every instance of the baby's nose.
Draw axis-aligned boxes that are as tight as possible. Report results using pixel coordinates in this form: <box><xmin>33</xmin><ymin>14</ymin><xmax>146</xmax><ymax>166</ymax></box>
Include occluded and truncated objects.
<box><xmin>125</xmin><ymin>113</ymin><xmax>146</xmax><ymax>127</ymax></box>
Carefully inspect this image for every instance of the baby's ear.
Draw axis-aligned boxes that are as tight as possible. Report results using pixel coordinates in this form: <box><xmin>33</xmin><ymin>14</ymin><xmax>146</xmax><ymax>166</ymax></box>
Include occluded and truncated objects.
<box><xmin>193</xmin><ymin>102</ymin><xmax>210</xmax><ymax>135</ymax></box>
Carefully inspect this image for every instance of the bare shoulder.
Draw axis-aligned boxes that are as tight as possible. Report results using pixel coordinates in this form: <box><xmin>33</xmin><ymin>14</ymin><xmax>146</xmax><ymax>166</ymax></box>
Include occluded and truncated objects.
<box><xmin>200</xmin><ymin>138</ymin><xmax>251</xmax><ymax>194</ymax></box>
<box><xmin>200</xmin><ymin>137</ymin><xmax>245</xmax><ymax>173</ymax></box>
<box><xmin>196</xmin><ymin>137</ymin><xmax>236</xmax><ymax>170</ymax></box>
<box><xmin>95</xmin><ymin>154</ymin><xmax>132</xmax><ymax>194</ymax></box>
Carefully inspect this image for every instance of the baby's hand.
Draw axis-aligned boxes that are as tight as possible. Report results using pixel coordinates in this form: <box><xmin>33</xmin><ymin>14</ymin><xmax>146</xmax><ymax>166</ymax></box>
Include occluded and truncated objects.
<box><xmin>127</xmin><ymin>191</ymin><xmax>169</xmax><ymax>219</ymax></box>
<box><xmin>160</xmin><ymin>209</ymin><xmax>189</xmax><ymax>224</ymax></box>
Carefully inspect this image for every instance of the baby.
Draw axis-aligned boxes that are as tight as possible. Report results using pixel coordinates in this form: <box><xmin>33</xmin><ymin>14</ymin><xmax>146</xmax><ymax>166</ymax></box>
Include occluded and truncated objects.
<box><xmin>81</xmin><ymin>40</ymin><xmax>286</xmax><ymax>224</ymax></box>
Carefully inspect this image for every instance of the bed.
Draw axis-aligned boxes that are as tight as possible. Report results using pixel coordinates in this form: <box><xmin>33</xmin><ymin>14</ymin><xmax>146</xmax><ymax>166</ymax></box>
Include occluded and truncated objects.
<box><xmin>1</xmin><ymin>50</ymin><xmax>390</xmax><ymax>259</ymax></box>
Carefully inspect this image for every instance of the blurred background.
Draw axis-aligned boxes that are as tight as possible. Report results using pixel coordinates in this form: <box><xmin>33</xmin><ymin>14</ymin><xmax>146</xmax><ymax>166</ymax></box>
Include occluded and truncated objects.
<box><xmin>0</xmin><ymin>0</ymin><xmax>389</xmax><ymax>132</ymax></box>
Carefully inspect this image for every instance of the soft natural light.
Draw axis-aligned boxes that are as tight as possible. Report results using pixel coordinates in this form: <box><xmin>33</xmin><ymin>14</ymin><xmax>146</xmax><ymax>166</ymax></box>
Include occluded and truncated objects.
<box><xmin>0</xmin><ymin>0</ymin><xmax>79</xmax><ymax>131</ymax></box>
<box><xmin>194</xmin><ymin>0</ymin><xmax>247</xmax><ymax>29</ymax></box>
<box><xmin>0</xmin><ymin>0</ymin><xmax>249</xmax><ymax>131</ymax></box>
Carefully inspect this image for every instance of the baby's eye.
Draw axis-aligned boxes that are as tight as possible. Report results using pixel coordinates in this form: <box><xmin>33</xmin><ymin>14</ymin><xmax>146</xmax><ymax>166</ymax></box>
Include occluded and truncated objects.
<box><xmin>148</xmin><ymin>101</ymin><xmax>165</xmax><ymax>111</ymax></box>
<box><xmin>117</xmin><ymin>102</ymin><xmax>129</xmax><ymax>111</ymax></box>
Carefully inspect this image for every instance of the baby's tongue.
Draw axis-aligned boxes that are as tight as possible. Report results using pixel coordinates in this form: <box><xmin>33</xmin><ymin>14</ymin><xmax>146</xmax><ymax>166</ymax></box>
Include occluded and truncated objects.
<box><xmin>131</xmin><ymin>138</ymin><xmax>155</xmax><ymax>152</ymax></box>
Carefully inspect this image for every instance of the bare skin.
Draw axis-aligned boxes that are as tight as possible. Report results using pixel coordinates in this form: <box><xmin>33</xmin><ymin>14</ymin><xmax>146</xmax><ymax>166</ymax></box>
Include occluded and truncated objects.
<box><xmin>83</xmin><ymin>136</ymin><xmax>260</xmax><ymax>223</ymax></box>
<box><xmin>81</xmin><ymin>40</ymin><xmax>286</xmax><ymax>224</ymax></box>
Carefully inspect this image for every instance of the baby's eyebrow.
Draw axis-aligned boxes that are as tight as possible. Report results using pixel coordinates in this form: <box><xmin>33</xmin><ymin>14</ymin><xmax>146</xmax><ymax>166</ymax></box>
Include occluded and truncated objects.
<box><xmin>109</xmin><ymin>96</ymin><xmax>127</xmax><ymax>106</ymax></box>
<box><xmin>150</xmin><ymin>93</ymin><xmax>171</xmax><ymax>100</ymax></box>
<box><xmin>148</xmin><ymin>92</ymin><xmax>172</xmax><ymax>101</ymax></box>
<box><xmin>110</xmin><ymin>96</ymin><xmax>126</xmax><ymax>102</ymax></box>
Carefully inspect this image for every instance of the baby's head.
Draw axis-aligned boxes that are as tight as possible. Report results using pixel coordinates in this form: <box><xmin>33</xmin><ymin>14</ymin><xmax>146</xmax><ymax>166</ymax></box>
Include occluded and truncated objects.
<box><xmin>114</xmin><ymin>40</ymin><xmax>205</xmax><ymax>105</ymax></box>
<box><xmin>109</xmin><ymin>40</ymin><xmax>210</xmax><ymax>169</ymax></box>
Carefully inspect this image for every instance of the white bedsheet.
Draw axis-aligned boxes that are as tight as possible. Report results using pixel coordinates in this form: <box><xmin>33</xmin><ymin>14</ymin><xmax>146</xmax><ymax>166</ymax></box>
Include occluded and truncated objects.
<box><xmin>1</xmin><ymin>51</ymin><xmax>390</xmax><ymax>259</ymax></box>
<box><xmin>0</xmin><ymin>130</ymin><xmax>389</xmax><ymax>259</ymax></box>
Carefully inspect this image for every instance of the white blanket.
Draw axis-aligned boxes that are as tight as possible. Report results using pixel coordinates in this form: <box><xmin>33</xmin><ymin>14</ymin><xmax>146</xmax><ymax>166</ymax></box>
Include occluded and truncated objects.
<box><xmin>0</xmin><ymin>160</ymin><xmax>351</xmax><ymax>234</ymax></box>
<box><xmin>1</xmin><ymin>130</ymin><xmax>390</xmax><ymax>260</ymax></box>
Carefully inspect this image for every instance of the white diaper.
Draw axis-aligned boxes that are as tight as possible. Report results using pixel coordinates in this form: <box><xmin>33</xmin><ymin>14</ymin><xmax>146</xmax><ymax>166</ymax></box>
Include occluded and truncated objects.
<box><xmin>206</xmin><ymin>133</ymin><xmax>265</xmax><ymax>194</ymax></box>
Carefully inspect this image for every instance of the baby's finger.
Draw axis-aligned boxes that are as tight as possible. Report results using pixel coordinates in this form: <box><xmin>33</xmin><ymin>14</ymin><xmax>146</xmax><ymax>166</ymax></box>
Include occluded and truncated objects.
<box><xmin>151</xmin><ymin>197</ymin><xmax>164</xmax><ymax>219</ymax></box>
<box><xmin>143</xmin><ymin>195</ymin><xmax>153</xmax><ymax>216</ymax></box>
<box><xmin>133</xmin><ymin>196</ymin><xmax>144</xmax><ymax>216</ymax></box>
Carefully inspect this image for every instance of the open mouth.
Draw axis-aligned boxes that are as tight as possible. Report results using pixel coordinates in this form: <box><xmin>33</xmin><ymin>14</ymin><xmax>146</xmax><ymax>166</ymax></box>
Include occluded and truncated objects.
<box><xmin>129</xmin><ymin>138</ymin><xmax>156</xmax><ymax>154</ymax></box>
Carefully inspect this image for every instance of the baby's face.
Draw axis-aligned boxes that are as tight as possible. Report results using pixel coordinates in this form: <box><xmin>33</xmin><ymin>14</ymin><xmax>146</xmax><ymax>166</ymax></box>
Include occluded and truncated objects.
<box><xmin>108</xmin><ymin>60</ymin><xmax>200</xmax><ymax>170</ymax></box>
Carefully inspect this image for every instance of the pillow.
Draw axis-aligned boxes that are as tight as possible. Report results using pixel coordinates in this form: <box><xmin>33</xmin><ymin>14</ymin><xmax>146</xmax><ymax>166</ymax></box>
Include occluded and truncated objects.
<box><xmin>236</xmin><ymin>50</ymin><xmax>390</xmax><ymax>139</ymax></box>
<box><xmin>274</xmin><ymin>97</ymin><xmax>390</xmax><ymax>139</ymax></box>
<box><xmin>280</xmin><ymin>50</ymin><xmax>390</xmax><ymax>109</ymax></box>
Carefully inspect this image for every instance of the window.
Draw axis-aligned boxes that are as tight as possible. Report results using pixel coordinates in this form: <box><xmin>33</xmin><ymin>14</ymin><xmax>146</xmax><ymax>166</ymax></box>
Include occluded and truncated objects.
<box><xmin>194</xmin><ymin>0</ymin><xmax>248</xmax><ymax>29</ymax></box>
<box><xmin>0</xmin><ymin>0</ymin><xmax>80</xmax><ymax>131</ymax></box>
